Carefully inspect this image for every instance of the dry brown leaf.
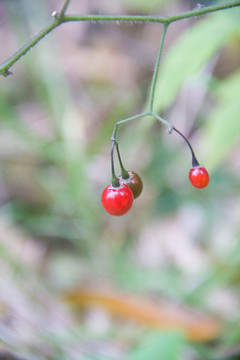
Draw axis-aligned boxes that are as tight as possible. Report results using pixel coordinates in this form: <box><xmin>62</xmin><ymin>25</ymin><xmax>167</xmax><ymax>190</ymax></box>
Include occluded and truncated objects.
<box><xmin>64</xmin><ymin>288</ymin><xmax>221</xmax><ymax>342</ymax></box>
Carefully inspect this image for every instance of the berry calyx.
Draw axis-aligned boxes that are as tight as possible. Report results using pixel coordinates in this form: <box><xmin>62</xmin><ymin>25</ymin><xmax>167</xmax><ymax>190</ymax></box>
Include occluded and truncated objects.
<box><xmin>189</xmin><ymin>166</ymin><xmax>209</xmax><ymax>189</ymax></box>
<box><xmin>119</xmin><ymin>171</ymin><xmax>143</xmax><ymax>199</ymax></box>
<box><xmin>101</xmin><ymin>183</ymin><xmax>134</xmax><ymax>216</ymax></box>
<box><xmin>114</xmin><ymin>142</ymin><xmax>143</xmax><ymax>199</ymax></box>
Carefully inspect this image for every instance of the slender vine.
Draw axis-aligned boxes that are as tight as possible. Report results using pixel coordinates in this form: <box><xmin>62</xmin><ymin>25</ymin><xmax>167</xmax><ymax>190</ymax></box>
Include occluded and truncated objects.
<box><xmin>148</xmin><ymin>23</ymin><xmax>168</xmax><ymax>112</ymax></box>
<box><xmin>108</xmin><ymin>1</ymin><xmax>240</xmax><ymax>166</ymax></box>
<box><xmin>1</xmin><ymin>0</ymin><xmax>237</xmax><ymax>207</ymax></box>
<box><xmin>0</xmin><ymin>1</ymin><xmax>239</xmax><ymax>76</ymax></box>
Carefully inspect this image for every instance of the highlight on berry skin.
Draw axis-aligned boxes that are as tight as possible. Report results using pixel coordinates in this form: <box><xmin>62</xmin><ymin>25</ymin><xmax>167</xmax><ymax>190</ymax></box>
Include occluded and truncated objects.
<box><xmin>101</xmin><ymin>183</ymin><xmax>134</xmax><ymax>216</ymax></box>
<box><xmin>189</xmin><ymin>166</ymin><xmax>209</xmax><ymax>189</ymax></box>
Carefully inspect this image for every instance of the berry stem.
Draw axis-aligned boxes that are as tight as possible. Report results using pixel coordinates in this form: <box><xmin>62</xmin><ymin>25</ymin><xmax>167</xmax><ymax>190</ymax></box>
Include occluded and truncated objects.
<box><xmin>173</xmin><ymin>127</ymin><xmax>199</xmax><ymax>167</ymax></box>
<box><xmin>111</xmin><ymin>141</ymin><xmax>120</xmax><ymax>187</ymax></box>
<box><xmin>115</xmin><ymin>143</ymin><xmax>129</xmax><ymax>180</ymax></box>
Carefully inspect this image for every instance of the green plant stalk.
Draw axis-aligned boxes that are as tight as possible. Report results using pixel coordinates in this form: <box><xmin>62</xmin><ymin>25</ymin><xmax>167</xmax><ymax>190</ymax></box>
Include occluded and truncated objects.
<box><xmin>0</xmin><ymin>1</ymin><xmax>240</xmax><ymax>76</ymax></box>
<box><xmin>0</xmin><ymin>21</ymin><xmax>58</xmax><ymax>76</ymax></box>
<box><xmin>62</xmin><ymin>2</ymin><xmax>240</xmax><ymax>24</ymax></box>
<box><xmin>148</xmin><ymin>24</ymin><xmax>168</xmax><ymax>112</ymax></box>
<box><xmin>111</xmin><ymin>141</ymin><xmax>120</xmax><ymax>187</ymax></box>
<box><xmin>59</xmin><ymin>0</ymin><xmax>72</xmax><ymax>18</ymax></box>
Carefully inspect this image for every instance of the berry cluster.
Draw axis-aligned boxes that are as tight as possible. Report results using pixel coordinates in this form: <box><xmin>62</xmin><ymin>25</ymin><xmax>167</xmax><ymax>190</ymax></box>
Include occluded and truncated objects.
<box><xmin>102</xmin><ymin>127</ymin><xmax>209</xmax><ymax>216</ymax></box>
<box><xmin>101</xmin><ymin>142</ymin><xmax>143</xmax><ymax>216</ymax></box>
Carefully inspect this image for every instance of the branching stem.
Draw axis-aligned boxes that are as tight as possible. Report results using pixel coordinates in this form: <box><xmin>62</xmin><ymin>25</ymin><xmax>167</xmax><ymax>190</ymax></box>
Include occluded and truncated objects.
<box><xmin>111</xmin><ymin>112</ymin><xmax>150</xmax><ymax>142</ymax></box>
<box><xmin>0</xmin><ymin>1</ymin><xmax>239</xmax><ymax>76</ymax></box>
<box><xmin>1</xmin><ymin>0</ymin><xmax>239</xmax><ymax>175</ymax></box>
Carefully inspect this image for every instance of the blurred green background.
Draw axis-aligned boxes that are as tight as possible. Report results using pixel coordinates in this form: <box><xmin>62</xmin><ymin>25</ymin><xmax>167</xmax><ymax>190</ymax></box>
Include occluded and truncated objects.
<box><xmin>0</xmin><ymin>0</ymin><xmax>240</xmax><ymax>359</ymax></box>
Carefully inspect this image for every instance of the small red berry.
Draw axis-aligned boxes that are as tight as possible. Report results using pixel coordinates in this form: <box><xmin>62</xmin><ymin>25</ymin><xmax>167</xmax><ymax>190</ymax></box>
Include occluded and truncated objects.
<box><xmin>101</xmin><ymin>183</ymin><xmax>134</xmax><ymax>216</ymax></box>
<box><xmin>118</xmin><ymin>171</ymin><xmax>143</xmax><ymax>199</ymax></box>
<box><xmin>189</xmin><ymin>166</ymin><xmax>209</xmax><ymax>189</ymax></box>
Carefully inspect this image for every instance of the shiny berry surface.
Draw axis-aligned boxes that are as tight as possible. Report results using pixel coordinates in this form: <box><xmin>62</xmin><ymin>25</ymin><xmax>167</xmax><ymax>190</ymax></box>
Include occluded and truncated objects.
<box><xmin>119</xmin><ymin>171</ymin><xmax>143</xmax><ymax>199</ymax></box>
<box><xmin>101</xmin><ymin>183</ymin><xmax>134</xmax><ymax>216</ymax></box>
<box><xmin>189</xmin><ymin>166</ymin><xmax>209</xmax><ymax>189</ymax></box>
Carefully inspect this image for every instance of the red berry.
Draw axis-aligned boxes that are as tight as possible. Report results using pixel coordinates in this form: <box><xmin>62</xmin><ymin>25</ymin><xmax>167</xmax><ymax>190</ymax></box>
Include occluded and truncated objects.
<box><xmin>189</xmin><ymin>166</ymin><xmax>209</xmax><ymax>189</ymax></box>
<box><xmin>101</xmin><ymin>183</ymin><xmax>134</xmax><ymax>216</ymax></box>
<box><xmin>119</xmin><ymin>171</ymin><xmax>143</xmax><ymax>199</ymax></box>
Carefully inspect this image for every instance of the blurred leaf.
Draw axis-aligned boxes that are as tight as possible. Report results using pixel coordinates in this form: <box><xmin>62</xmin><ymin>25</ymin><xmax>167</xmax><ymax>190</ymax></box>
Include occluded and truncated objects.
<box><xmin>64</xmin><ymin>289</ymin><xmax>220</xmax><ymax>341</ymax></box>
<box><xmin>154</xmin><ymin>10</ymin><xmax>240</xmax><ymax>112</ymax></box>
<box><xmin>125</xmin><ymin>331</ymin><xmax>185</xmax><ymax>360</ymax></box>
<box><xmin>202</xmin><ymin>70</ymin><xmax>240</xmax><ymax>169</ymax></box>
<box><xmin>155</xmin><ymin>187</ymin><xmax>181</xmax><ymax>214</ymax></box>
<box><xmin>0</xmin><ymin>96</ymin><xmax>41</xmax><ymax>147</ymax></box>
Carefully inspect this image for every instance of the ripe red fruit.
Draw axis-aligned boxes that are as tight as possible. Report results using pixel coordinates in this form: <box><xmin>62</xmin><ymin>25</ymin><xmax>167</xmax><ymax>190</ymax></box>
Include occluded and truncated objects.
<box><xmin>101</xmin><ymin>183</ymin><xmax>134</xmax><ymax>216</ymax></box>
<box><xmin>119</xmin><ymin>171</ymin><xmax>143</xmax><ymax>199</ymax></box>
<box><xmin>189</xmin><ymin>166</ymin><xmax>209</xmax><ymax>189</ymax></box>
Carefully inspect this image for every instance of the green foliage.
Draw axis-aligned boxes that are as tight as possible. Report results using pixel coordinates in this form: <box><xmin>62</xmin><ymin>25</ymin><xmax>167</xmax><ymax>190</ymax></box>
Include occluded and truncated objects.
<box><xmin>125</xmin><ymin>331</ymin><xmax>185</xmax><ymax>360</ymax></box>
<box><xmin>203</xmin><ymin>70</ymin><xmax>240</xmax><ymax>168</ymax></box>
<box><xmin>154</xmin><ymin>10</ymin><xmax>240</xmax><ymax>112</ymax></box>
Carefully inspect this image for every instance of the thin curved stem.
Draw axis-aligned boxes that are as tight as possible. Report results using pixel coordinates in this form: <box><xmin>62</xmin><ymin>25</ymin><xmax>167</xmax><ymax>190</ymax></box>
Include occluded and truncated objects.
<box><xmin>148</xmin><ymin>23</ymin><xmax>168</xmax><ymax>112</ymax></box>
<box><xmin>173</xmin><ymin>127</ymin><xmax>199</xmax><ymax>167</ymax></box>
<box><xmin>0</xmin><ymin>1</ymin><xmax>239</xmax><ymax>76</ymax></box>
<box><xmin>151</xmin><ymin>113</ymin><xmax>200</xmax><ymax>167</ymax></box>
